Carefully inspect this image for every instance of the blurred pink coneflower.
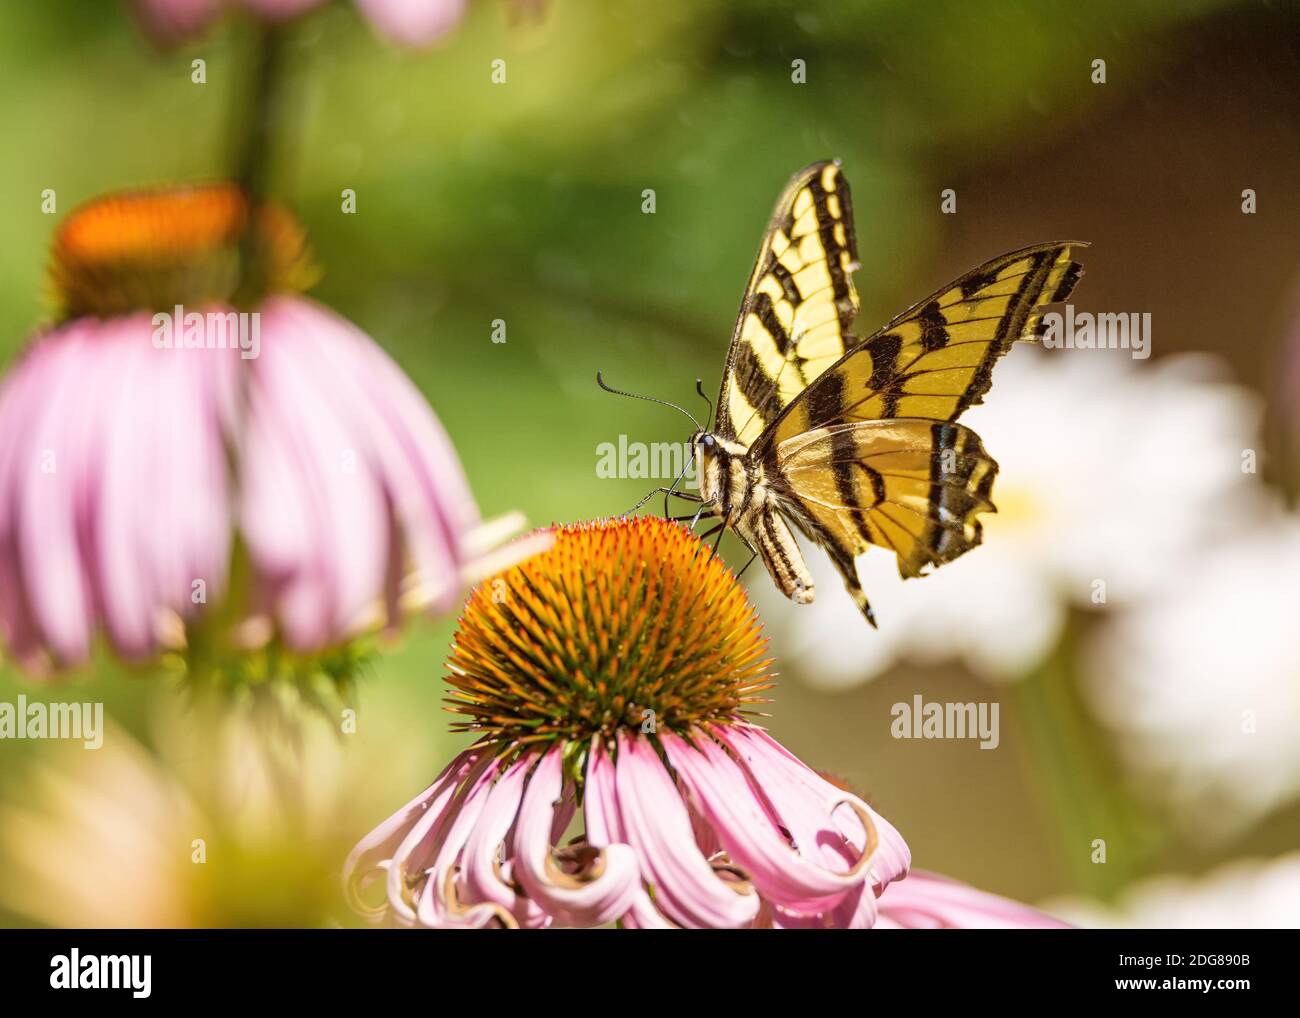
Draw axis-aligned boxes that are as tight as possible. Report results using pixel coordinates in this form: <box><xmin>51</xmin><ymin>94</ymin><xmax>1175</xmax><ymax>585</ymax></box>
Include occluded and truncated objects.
<box><xmin>0</xmin><ymin>184</ymin><xmax>531</xmax><ymax>684</ymax></box>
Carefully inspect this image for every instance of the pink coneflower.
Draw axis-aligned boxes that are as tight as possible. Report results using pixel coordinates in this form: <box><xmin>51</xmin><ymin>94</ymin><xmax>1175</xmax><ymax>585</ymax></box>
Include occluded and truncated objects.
<box><xmin>344</xmin><ymin>517</ymin><xmax>912</xmax><ymax>928</ymax></box>
<box><xmin>129</xmin><ymin>0</ymin><xmax>470</xmax><ymax>48</ymax></box>
<box><xmin>0</xmin><ymin>184</ymin><xmax>530</xmax><ymax>684</ymax></box>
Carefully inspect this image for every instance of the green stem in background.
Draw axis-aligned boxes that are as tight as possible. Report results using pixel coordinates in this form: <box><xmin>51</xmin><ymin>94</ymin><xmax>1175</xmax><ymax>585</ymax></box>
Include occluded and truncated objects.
<box><xmin>232</xmin><ymin>22</ymin><xmax>290</xmax><ymax>204</ymax></box>
<box><xmin>229</xmin><ymin>22</ymin><xmax>292</xmax><ymax>308</ymax></box>
<box><xmin>1009</xmin><ymin>618</ymin><xmax>1163</xmax><ymax>901</ymax></box>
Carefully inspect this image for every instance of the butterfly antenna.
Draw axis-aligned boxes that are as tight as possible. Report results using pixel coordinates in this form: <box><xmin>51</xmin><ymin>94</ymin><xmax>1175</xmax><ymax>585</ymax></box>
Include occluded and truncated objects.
<box><xmin>596</xmin><ymin>371</ymin><xmax>702</xmax><ymax>431</ymax></box>
<box><xmin>694</xmin><ymin>378</ymin><xmax>714</xmax><ymax>432</ymax></box>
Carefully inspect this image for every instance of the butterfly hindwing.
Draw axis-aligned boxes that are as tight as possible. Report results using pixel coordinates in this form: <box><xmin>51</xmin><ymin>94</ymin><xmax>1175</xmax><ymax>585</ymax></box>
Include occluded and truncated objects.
<box><xmin>715</xmin><ymin>160</ymin><xmax>861</xmax><ymax>448</ymax></box>
<box><xmin>762</xmin><ymin>241</ymin><xmax>1086</xmax><ymax>448</ymax></box>
<box><xmin>772</xmin><ymin>419</ymin><xmax>997</xmax><ymax>581</ymax></box>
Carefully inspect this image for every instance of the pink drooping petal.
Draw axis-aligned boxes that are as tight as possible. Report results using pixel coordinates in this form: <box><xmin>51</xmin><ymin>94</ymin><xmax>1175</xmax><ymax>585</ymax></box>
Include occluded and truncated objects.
<box><xmin>664</xmin><ymin>729</ymin><xmax>878</xmax><ymax>916</ymax></box>
<box><xmin>139</xmin><ymin>331</ymin><xmax>235</xmax><ymax>626</ymax></box>
<box><xmin>513</xmin><ymin>746</ymin><xmax>639</xmax><ymax>927</ymax></box>
<box><xmin>612</xmin><ymin>730</ymin><xmax>760</xmax><ymax>928</ymax></box>
<box><xmin>1</xmin><ymin>326</ymin><xmax>98</xmax><ymax>667</ymax></box>
<box><xmin>240</xmin><ymin>301</ymin><xmax>391</xmax><ymax>647</ymax></box>
<box><xmin>14</xmin><ymin>322</ymin><xmax>118</xmax><ymax>665</ymax></box>
<box><xmin>93</xmin><ymin>318</ymin><xmax>238</xmax><ymax>658</ymax></box>
<box><xmin>876</xmin><ymin>870</ymin><xmax>1072</xmax><ymax>929</ymax></box>
<box><xmin>583</xmin><ymin>737</ymin><xmax>674</xmax><ymax>928</ymax></box>
<box><xmin>288</xmin><ymin>294</ymin><xmax>478</xmax><ymax>608</ymax></box>
<box><xmin>382</xmin><ymin>754</ymin><xmax>491</xmax><ymax>927</ymax></box>
<box><xmin>0</xmin><ymin>336</ymin><xmax>46</xmax><ymax>665</ymax></box>
<box><xmin>354</xmin><ymin>0</ymin><xmax>468</xmax><ymax>47</ymax></box>
<box><xmin>245</xmin><ymin>299</ymin><xmax>480</xmax><ymax>629</ymax></box>
<box><xmin>95</xmin><ymin>323</ymin><xmax>175</xmax><ymax>657</ymax></box>
<box><xmin>235</xmin><ymin>386</ymin><xmax>333</xmax><ymax>648</ymax></box>
<box><xmin>343</xmin><ymin>747</ymin><xmax>481</xmax><ymax>924</ymax></box>
<box><xmin>311</xmin><ymin>300</ymin><xmax>477</xmax><ymax>611</ymax></box>
<box><xmin>461</xmin><ymin>754</ymin><xmax>549</xmax><ymax>928</ymax></box>
<box><xmin>728</xmin><ymin>728</ymin><xmax>909</xmax><ymax>894</ymax></box>
<box><xmin>0</xmin><ymin>316</ymin><xmax>241</xmax><ymax>668</ymax></box>
<box><xmin>412</xmin><ymin>752</ymin><xmax>505</xmax><ymax>928</ymax></box>
<box><xmin>716</xmin><ymin>725</ymin><xmax>873</xmax><ymax>900</ymax></box>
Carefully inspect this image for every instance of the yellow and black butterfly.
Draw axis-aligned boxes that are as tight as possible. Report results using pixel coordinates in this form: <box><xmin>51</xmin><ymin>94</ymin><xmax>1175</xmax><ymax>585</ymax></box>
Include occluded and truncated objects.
<box><xmin>600</xmin><ymin>160</ymin><xmax>1085</xmax><ymax>626</ymax></box>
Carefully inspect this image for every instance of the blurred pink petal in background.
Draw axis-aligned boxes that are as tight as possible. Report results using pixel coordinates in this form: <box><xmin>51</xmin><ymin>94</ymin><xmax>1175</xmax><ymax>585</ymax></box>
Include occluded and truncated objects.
<box><xmin>130</xmin><ymin>0</ymin><xmax>470</xmax><ymax>48</ymax></box>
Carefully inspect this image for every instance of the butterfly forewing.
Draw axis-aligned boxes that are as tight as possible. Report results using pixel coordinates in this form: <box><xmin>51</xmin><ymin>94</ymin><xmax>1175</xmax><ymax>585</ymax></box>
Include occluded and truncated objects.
<box><xmin>761</xmin><ymin>241</ymin><xmax>1086</xmax><ymax>448</ymax></box>
<box><xmin>715</xmin><ymin>160</ymin><xmax>861</xmax><ymax>448</ymax></box>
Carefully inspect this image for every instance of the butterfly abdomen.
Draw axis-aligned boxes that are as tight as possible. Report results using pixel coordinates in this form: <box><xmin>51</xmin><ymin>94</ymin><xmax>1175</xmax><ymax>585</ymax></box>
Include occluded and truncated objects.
<box><xmin>728</xmin><ymin>463</ymin><xmax>816</xmax><ymax>605</ymax></box>
<box><xmin>741</xmin><ymin>504</ymin><xmax>814</xmax><ymax>605</ymax></box>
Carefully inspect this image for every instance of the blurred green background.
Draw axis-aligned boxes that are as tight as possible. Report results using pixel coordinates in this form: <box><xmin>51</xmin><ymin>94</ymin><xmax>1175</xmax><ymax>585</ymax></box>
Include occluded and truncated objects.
<box><xmin>1</xmin><ymin>0</ymin><xmax>1298</xmax><ymax>926</ymax></box>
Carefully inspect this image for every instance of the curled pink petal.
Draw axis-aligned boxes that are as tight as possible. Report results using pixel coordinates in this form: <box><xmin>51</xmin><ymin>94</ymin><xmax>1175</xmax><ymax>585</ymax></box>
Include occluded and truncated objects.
<box><xmin>411</xmin><ymin>752</ymin><xmax>504</xmax><ymax>927</ymax></box>
<box><xmin>664</xmin><ymin>730</ymin><xmax>876</xmax><ymax>914</ymax></box>
<box><xmin>343</xmin><ymin>747</ymin><xmax>481</xmax><ymax>923</ymax></box>
<box><xmin>513</xmin><ymin>746</ymin><xmax>638</xmax><ymax>927</ymax></box>
<box><xmin>721</xmin><ymin>725</ymin><xmax>911</xmax><ymax>892</ymax></box>
<box><xmin>611</xmin><ymin>730</ymin><xmax>760</xmax><ymax>928</ymax></box>
<box><xmin>461</xmin><ymin>755</ymin><xmax>549</xmax><ymax>928</ymax></box>
<box><xmin>583</xmin><ymin>738</ymin><xmax>675</xmax><ymax>928</ymax></box>
<box><xmin>350</xmin><ymin>725</ymin><xmax>919</xmax><ymax>929</ymax></box>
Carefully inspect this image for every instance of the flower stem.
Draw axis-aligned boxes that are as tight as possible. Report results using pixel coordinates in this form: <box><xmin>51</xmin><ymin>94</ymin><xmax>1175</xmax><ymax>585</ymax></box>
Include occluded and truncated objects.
<box><xmin>232</xmin><ymin>23</ymin><xmax>290</xmax><ymax>204</ymax></box>
<box><xmin>1009</xmin><ymin>622</ymin><xmax>1159</xmax><ymax>900</ymax></box>
<box><xmin>229</xmin><ymin>21</ymin><xmax>292</xmax><ymax>306</ymax></box>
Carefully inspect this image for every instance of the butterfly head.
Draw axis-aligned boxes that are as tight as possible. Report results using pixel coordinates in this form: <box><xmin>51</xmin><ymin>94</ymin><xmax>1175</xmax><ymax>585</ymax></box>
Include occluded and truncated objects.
<box><xmin>692</xmin><ymin>430</ymin><xmax>749</xmax><ymax>510</ymax></box>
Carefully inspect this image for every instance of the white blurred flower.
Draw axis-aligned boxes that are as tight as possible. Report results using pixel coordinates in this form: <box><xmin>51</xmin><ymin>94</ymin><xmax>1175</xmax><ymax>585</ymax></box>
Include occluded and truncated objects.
<box><xmin>768</xmin><ymin>348</ymin><xmax>1261</xmax><ymax>687</ymax></box>
<box><xmin>0</xmin><ymin>725</ymin><xmax>201</xmax><ymax>927</ymax></box>
<box><xmin>1046</xmin><ymin>854</ymin><xmax>1300</xmax><ymax>929</ymax></box>
<box><xmin>1084</xmin><ymin>506</ymin><xmax>1300</xmax><ymax>834</ymax></box>
<box><xmin>0</xmin><ymin>697</ymin><xmax>437</xmax><ymax>928</ymax></box>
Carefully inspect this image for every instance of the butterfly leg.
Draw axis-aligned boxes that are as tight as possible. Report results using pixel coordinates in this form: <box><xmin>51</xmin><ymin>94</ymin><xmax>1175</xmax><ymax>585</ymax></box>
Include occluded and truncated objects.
<box><xmin>707</xmin><ymin>521</ymin><xmax>726</xmax><ymax>560</ymax></box>
<box><xmin>730</xmin><ymin>528</ymin><xmax>758</xmax><ymax>557</ymax></box>
<box><xmin>696</xmin><ymin>522</ymin><xmax>724</xmax><ymax>543</ymax></box>
<box><xmin>664</xmin><ymin>486</ymin><xmax>695</xmax><ymax>519</ymax></box>
<box><xmin>688</xmin><ymin>498</ymin><xmax>719</xmax><ymax>531</ymax></box>
<box><xmin>823</xmin><ymin>543</ymin><xmax>877</xmax><ymax>628</ymax></box>
<box><xmin>734</xmin><ymin>551</ymin><xmax>758</xmax><ymax>579</ymax></box>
